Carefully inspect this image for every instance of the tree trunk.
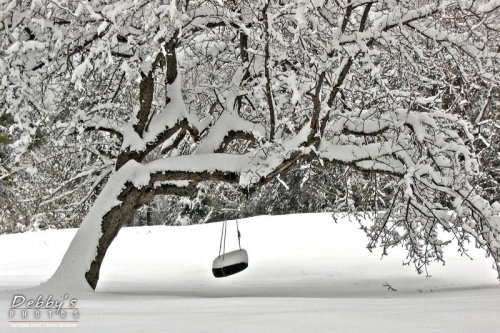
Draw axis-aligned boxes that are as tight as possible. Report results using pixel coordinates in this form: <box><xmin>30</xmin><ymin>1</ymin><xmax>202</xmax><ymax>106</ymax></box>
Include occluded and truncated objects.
<box><xmin>84</xmin><ymin>207</ymin><xmax>130</xmax><ymax>289</ymax></box>
<box><xmin>146</xmin><ymin>204</ymin><xmax>153</xmax><ymax>226</ymax></box>
<box><xmin>43</xmin><ymin>161</ymin><xmax>155</xmax><ymax>291</ymax></box>
<box><xmin>85</xmin><ymin>183</ymin><xmax>154</xmax><ymax>289</ymax></box>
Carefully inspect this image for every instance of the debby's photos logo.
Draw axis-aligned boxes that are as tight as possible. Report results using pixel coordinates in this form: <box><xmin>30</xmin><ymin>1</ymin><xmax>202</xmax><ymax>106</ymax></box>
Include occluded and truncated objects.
<box><xmin>8</xmin><ymin>294</ymin><xmax>79</xmax><ymax>328</ymax></box>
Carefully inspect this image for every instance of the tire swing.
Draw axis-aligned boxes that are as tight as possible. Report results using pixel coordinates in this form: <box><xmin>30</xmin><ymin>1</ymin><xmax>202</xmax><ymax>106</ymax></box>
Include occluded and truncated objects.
<box><xmin>212</xmin><ymin>217</ymin><xmax>248</xmax><ymax>278</ymax></box>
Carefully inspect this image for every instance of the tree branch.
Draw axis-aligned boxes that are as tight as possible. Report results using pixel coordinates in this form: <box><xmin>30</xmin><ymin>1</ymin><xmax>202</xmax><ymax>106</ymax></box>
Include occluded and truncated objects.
<box><xmin>214</xmin><ymin>130</ymin><xmax>257</xmax><ymax>153</ymax></box>
<box><xmin>262</xmin><ymin>1</ymin><xmax>276</xmax><ymax>140</ymax></box>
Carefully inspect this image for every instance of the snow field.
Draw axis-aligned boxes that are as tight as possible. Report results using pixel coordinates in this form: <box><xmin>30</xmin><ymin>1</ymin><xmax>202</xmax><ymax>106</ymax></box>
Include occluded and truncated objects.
<box><xmin>1</xmin><ymin>213</ymin><xmax>499</xmax><ymax>332</ymax></box>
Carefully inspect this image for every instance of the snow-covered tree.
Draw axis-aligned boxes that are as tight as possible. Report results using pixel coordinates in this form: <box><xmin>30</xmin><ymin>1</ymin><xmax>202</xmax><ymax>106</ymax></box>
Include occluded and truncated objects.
<box><xmin>473</xmin><ymin>87</ymin><xmax>500</xmax><ymax>204</ymax></box>
<box><xmin>0</xmin><ymin>116</ymin><xmax>16</xmax><ymax>233</ymax></box>
<box><xmin>2</xmin><ymin>0</ymin><xmax>500</xmax><ymax>290</ymax></box>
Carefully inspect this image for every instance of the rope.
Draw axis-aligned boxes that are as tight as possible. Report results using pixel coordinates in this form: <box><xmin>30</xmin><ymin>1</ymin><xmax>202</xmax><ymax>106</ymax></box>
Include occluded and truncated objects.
<box><xmin>236</xmin><ymin>218</ymin><xmax>241</xmax><ymax>250</ymax></box>
<box><xmin>218</xmin><ymin>219</ymin><xmax>225</xmax><ymax>257</ymax></box>
<box><xmin>223</xmin><ymin>219</ymin><xmax>227</xmax><ymax>259</ymax></box>
<box><xmin>217</xmin><ymin>210</ymin><xmax>243</xmax><ymax>259</ymax></box>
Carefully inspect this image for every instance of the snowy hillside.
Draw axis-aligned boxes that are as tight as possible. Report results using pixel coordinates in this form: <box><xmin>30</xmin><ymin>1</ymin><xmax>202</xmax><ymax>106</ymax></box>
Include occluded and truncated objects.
<box><xmin>1</xmin><ymin>213</ymin><xmax>499</xmax><ymax>332</ymax></box>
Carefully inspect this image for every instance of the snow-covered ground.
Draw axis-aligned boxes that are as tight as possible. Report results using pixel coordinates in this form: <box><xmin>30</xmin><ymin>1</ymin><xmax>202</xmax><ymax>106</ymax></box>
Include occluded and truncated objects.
<box><xmin>1</xmin><ymin>213</ymin><xmax>499</xmax><ymax>332</ymax></box>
